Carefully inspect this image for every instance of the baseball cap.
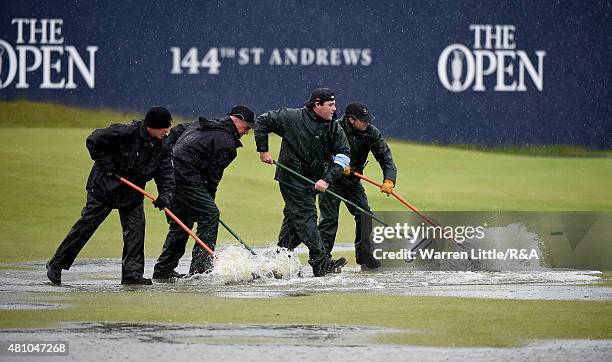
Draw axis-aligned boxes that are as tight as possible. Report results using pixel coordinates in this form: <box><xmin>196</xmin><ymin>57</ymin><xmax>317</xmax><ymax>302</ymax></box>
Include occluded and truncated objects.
<box><xmin>304</xmin><ymin>88</ymin><xmax>335</xmax><ymax>107</ymax></box>
<box><xmin>345</xmin><ymin>102</ymin><xmax>374</xmax><ymax>123</ymax></box>
<box><xmin>228</xmin><ymin>105</ymin><xmax>255</xmax><ymax>126</ymax></box>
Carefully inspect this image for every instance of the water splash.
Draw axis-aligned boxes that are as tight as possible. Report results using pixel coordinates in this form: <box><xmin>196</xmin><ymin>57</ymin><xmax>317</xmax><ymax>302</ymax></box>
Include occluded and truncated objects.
<box><xmin>463</xmin><ymin>222</ymin><xmax>546</xmax><ymax>270</ymax></box>
<box><xmin>414</xmin><ymin>223</ymin><xmax>547</xmax><ymax>271</ymax></box>
<box><xmin>192</xmin><ymin>245</ymin><xmax>303</xmax><ymax>284</ymax></box>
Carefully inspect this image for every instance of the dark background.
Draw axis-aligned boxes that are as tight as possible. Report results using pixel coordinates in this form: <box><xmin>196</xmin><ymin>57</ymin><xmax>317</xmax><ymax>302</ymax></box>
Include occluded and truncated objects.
<box><xmin>1</xmin><ymin>0</ymin><xmax>610</xmax><ymax>148</ymax></box>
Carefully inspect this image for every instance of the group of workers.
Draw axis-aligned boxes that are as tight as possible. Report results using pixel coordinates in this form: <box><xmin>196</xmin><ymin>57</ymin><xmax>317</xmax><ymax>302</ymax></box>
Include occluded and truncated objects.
<box><xmin>46</xmin><ymin>88</ymin><xmax>396</xmax><ymax>285</ymax></box>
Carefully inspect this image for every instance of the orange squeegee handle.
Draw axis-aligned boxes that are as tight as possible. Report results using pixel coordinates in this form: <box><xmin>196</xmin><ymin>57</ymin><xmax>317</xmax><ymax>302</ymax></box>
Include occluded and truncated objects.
<box><xmin>119</xmin><ymin>177</ymin><xmax>216</xmax><ymax>258</ymax></box>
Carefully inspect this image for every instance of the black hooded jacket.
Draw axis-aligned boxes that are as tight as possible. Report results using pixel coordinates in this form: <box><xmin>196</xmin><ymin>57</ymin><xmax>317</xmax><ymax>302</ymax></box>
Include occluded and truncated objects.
<box><xmin>172</xmin><ymin>116</ymin><xmax>242</xmax><ymax>198</ymax></box>
<box><xmin>85</xmin><ymin>120</ymin><xmax>175</xmax><ymax>208</ymax></box>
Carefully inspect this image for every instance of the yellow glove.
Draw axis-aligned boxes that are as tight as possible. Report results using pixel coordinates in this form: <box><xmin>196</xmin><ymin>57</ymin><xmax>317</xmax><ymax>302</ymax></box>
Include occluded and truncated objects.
<box><xmin>380</xmin><ymin>179</ymin><xmax>394</xmax><ymax>195</ymax></box>
<box><xmin>343</xmin><ymin>166</ymin><xmax>351</xmax><ymax>176</ymax></box>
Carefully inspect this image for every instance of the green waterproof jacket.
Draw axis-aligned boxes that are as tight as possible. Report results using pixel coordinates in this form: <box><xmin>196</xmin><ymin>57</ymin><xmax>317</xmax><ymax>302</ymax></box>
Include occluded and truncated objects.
<box><xmin>255</xmin><ymin>107</ymin><xmax>350</xmax><ymax>188</ymax></box>
<box><xmin>338</xmin><ymin>114</ymin><xmax>397</xmax><ymax>186</ymax></box>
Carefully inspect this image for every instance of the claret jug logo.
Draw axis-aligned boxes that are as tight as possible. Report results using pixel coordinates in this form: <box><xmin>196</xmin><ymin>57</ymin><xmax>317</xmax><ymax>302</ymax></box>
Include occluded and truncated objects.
<box><xmin>438</xmin><ymin>25</ymin><xmax>546</xmax><ymax>92</ymax></box>
<box><xmin>0</xmin><ymin>19</ymin><xmax>98</xmax><ymax>89</ymax></box>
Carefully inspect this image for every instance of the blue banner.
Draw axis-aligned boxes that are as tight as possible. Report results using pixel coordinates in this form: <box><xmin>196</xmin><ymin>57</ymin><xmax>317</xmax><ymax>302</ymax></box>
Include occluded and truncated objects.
<box><xmin>1</xmin><ymin>1</ymin><xmax>610</xmax><ymax>148</ymax></box>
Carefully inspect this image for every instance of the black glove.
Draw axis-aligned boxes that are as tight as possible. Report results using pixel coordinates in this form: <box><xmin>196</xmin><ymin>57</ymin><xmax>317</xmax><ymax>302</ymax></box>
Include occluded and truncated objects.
<box><xmin>152</xmin><ymin>198</ymin><xmax>168</xmax><ymax>210</ymax></box>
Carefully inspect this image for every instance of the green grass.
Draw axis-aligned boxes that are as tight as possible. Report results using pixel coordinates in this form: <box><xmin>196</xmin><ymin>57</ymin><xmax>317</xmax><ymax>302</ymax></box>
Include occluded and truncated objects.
<box><xmin>447</xmin><ymin>143</ymin><xmax>612</xmax><ymax>158</ymax></box>
<box><xmin>1</xmin><ymin>292</ymin><xmax>610</xmax><ymax>347</ymax></box>
<box><xmin>0</xmin><ymin>100</ymin><xmax>141</xmax><ymax>128</ymax></box>
<box><xmin>0</xmin><ymin>100</ymin><xmax>189</xmax><ymax>128</ymax></box>
<box><xmin>1</xmin><ymin>101</ymin><xmax>612</xmax><ymax>263</ymax></box>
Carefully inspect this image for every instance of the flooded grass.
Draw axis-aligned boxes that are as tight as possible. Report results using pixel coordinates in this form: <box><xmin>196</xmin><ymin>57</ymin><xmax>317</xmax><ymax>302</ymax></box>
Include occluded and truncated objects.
<box><xmin>1</xmin><ymin>291</ymin><xmax>611</xmax><ymax>348</ymax></box>
<box><xmin>595</xmin><ymin>271</ymin><xmax>612</xmax><ymax>287</ymax></box>
<box><xmin>0</xmin><ymin>257</ymin><xmax>611</xmax><ymax>348</ymax></box>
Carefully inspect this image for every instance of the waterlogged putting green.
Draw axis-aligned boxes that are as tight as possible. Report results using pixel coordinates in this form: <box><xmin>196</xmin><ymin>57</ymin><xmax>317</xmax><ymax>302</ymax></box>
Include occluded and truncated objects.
<box><xmin>1</xmin><ymin>292</ymin><xmax>611</xmax><ymax>348</ymax></box>
<box><xmin>1</xmin><ymin>255</ymin><xmax>610</xmax><ymax>349</ymax></box>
